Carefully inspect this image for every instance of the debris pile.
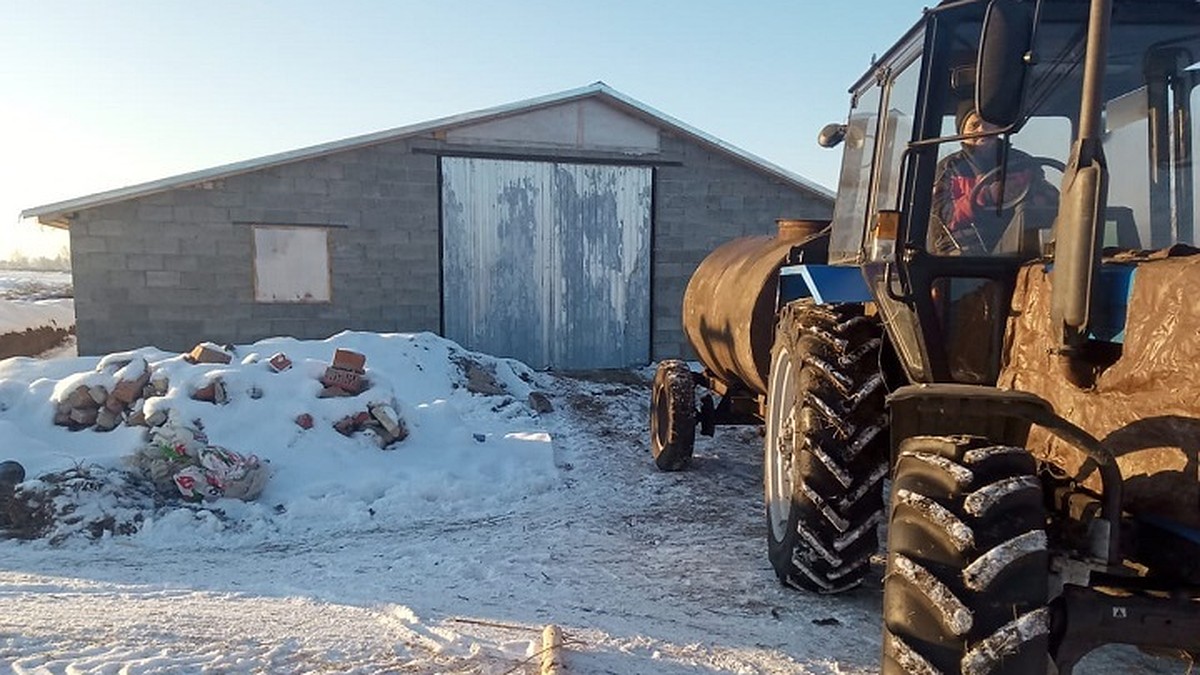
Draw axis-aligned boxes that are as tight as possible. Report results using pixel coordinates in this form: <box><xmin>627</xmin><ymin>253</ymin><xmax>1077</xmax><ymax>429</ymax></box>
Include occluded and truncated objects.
<box><xmin>1</xmin><ymin>464</ymin><xmax>159</xmax><ymax>544</ymax></box>
<box><xmin>128</xmin><ymin>422</ymin><xmax>269</xmax><ymax>502</ymax></box>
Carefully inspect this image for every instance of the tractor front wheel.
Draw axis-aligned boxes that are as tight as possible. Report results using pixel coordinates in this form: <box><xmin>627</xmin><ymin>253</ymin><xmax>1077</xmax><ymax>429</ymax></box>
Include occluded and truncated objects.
<box><xmin>882</xmin><ymin>435</ymin><xmax>1050</xmax><ymax>675</ymax></box>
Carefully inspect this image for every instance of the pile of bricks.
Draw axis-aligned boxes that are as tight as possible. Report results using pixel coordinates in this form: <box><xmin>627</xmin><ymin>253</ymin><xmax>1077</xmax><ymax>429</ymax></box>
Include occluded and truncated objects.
<box><xmin>319</xmin><ymin>348</ymin><xmax>369</xmax><ymax>397</ymax></box>
<box><xmin>53</xmin><ymin>358</ymin><xmax>165</xmax><ymax>432</ymax></box>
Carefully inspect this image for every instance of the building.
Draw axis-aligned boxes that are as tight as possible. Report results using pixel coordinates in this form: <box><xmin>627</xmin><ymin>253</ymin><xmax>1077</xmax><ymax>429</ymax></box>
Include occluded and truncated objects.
<box><xmin>22</xmin><ymin>83</ymin><xmax>833</xmax><ymax>369</ymax></box>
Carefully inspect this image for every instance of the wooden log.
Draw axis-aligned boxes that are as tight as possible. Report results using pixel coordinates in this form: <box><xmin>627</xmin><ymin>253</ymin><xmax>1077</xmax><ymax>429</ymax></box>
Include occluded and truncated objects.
<box><xmin>540</xmin><ymin>624</ymin><xmax>565</xmax><ymax>675</ymax></box>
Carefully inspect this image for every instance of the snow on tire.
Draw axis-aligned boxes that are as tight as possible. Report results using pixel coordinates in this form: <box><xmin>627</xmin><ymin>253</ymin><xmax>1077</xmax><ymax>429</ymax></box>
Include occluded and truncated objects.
<box><xmin>764</xmin><ymin>300</ymin><xmax>888</xmax><ymax>593</ymax></box>
<box><xmin>650</xmin><ymin>359</ymin><xmax>697</xmax><ymax>471</ymax></box>
<box><xmin>883</xmin><ymin>435</ymin><xmax>1049</xmax><ymax>675</ymax></box>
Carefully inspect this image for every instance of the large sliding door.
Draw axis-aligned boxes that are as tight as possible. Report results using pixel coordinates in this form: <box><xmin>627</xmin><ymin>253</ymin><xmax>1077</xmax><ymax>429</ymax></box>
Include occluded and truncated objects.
<box><xmin>441</xmin><ymin>157</ymin><xmax>651</xmax><ymax>369</ymax></box>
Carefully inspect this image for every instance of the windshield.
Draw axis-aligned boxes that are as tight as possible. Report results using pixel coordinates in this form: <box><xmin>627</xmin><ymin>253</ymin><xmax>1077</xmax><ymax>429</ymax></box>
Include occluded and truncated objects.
<box><xmin>925</xmin><ymin>4</ymin><xmax>1200</xmax><ymax>257</ymax></box>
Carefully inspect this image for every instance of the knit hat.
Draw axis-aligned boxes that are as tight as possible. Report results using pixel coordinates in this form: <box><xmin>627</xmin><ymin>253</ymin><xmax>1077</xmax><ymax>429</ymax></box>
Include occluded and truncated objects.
<box><xmin>955</xmin><ymin>99</ymin><xmax>977</xmax><ymax>134</ymax></box>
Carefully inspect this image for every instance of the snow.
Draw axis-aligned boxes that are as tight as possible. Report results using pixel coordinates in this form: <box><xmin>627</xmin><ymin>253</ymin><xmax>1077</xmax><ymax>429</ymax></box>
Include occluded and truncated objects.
<box><xmin>962</xmin><ymin>530</ymin><xmax>1048</xmax><ymax>592</ymax></box>
<box><xmin>890</xmin><ymin>554</ymin><xmax>973</xmax><ymax>637</ymax></box>
<box><xmin>960</xmin><ymin>607</ymin><xmax>1050</xmax><ymax>675</ymax></box>
<box><xmin>0</xmin><ymin>326</ymin><xmax>1181</xmax><ymax>673</ymax></box>
<box><xmin>963</xmin><ymin>476</ymin><xmax>1041</xmax><ymax>518</ymax></box>
<box><xmin>894</xmin><ymin>489</ymin><xmax>974</xmax><ymax>552</ymax></box>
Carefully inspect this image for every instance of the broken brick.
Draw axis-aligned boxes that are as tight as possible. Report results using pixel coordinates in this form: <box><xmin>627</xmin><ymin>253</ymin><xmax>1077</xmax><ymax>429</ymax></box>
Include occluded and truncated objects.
<box><xmin>320</xmin><ymin>367</ymin><xmax>367</xmax><ymax>394</ymax></box>
<box><xmin>112</xmin><ymin>373</ymin><xmax>148</xmax><ymax>405</ymax></box>
<box><xmin>66</xmin><ymin>385</ymin><xmax>96</xmax><ymax>410</ymax></box>
<box><xmin>318</xmin><ymin>386</ymin><xmax>352</xmax><ymax>399</ymax></box>
<box><xmin>190</xmin><ymin>379</ymin><xmax>227</xmax><ymax>404</ymax></box>
<box><xmin>68</xmin><ymin>407</ymin><xmax>99</xmax><ymax>427</ymax></box>
<box><xmin>126</xmin><ymin>409</ymin><xmax>147</xmax><ymax>427</ymax></box>
<box><xmin>186</xmin><ymin>343</ymin><xmax>232</xmax><ymax>365</ymax></box>
<box><xmin>295</xmin><ymin>413</ymin><xmax>314</xmax><ymax>429</ymax></box>
<box><xmin>95</xmin><ymin>408</ymin><xmax>121</xmax><ymax>432</ymax></box>
<box><xmin>368</xmin><ymin>403</ymin><xmax>406</xmax><ymax>441</ymax></box>
<box><xmin>268</xmin><ymin>353</ymin><xmax>292</xmax><ymax>373</ymax></box>
<box><xmin>104</xmin><ymin>394</ymin><xmax>126</xmax><ymax>414</ymax></box>
<box><xmin>334</xmin><ymin>416</ymin><xmax>359</xmax><ymax>436</ymax></box>
<box><xmin>332</xmin><ymin>348</ymin><xmax>366</xmax><ymax>373</ymax></box>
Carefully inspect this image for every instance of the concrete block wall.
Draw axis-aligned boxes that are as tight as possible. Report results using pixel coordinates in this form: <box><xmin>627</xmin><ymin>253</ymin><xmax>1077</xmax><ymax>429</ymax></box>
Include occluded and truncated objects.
<box><xmin>69</xmin><ymin>139</ymin><xmax>441</xmax><ymax>355</ymax></box>
<box><xmin>67</xmin><ymin>121</ymin><xmax>833</xmax><ymax>363</ymax></box>
<box><xmin>651</xmin><ymin>132</ymin><xmax>834</xmax><ymax>361</ymax></box>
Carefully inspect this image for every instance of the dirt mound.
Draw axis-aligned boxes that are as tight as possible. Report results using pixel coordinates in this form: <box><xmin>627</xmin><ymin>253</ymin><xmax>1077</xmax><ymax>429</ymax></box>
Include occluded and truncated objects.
<box><xmin>0</xmin><ymin>325</ymin><xmax>74</xmax><ymax>359</ymax></box>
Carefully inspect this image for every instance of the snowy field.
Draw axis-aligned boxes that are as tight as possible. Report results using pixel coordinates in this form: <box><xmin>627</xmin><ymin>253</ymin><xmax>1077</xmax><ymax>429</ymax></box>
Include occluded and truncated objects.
<box><xmin>0</xmin><ymin>270</ymin><xmax>76</xmax><ymax>360</ymax></box>
<box><xmin>0</xmin><ymin>328</ymin><xmax>1187</xmax><ymax>673</ymax></box>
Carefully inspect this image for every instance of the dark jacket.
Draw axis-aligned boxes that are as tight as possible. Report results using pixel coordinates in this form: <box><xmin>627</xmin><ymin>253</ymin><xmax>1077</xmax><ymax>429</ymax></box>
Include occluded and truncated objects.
<box><xmin>930</xmin><ymin>145</ymin><xmax>1057</xmax><ymax>255</ymax></box>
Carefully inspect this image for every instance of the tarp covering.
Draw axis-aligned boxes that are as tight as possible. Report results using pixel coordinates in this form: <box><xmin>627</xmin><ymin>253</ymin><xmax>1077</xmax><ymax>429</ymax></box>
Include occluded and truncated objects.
<box><xmin>999</xmin><ymin>251</ymin><xmax>1200</xmax><ymax>528</ymax></box>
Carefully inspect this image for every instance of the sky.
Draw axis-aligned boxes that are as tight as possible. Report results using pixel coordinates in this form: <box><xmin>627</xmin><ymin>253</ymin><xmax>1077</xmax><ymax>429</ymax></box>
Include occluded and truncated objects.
<box><xmin>0</xmin><ymin>1</ymin><xmax>933</xmax><ymax>261</ymax></box>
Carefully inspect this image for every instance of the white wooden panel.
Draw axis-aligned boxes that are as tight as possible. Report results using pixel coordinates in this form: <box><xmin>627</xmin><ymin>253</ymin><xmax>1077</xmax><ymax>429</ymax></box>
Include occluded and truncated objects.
<box><xmin>252</xmin><ymin>226</ymin><xmax>330</xmax><ymax>303</ymax></box>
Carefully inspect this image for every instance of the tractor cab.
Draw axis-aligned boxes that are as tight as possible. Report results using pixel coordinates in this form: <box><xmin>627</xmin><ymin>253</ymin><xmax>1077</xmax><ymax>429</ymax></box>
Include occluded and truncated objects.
<box><xmin>824</xmin><ymin>0</ymin><xmax>1200</xmax><ymax>386</ymax></box>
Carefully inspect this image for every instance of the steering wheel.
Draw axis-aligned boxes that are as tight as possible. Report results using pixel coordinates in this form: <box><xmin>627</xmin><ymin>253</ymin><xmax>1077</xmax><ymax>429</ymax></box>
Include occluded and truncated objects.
<box><xmin>969</xmin><ymin>156</ymin><xmax>1067</xmax><ymax>210</ymax></box>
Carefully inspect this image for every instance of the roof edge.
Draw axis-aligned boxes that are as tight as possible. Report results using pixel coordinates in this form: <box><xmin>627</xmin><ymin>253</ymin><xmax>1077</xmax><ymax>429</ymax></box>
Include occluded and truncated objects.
<box><xmin>22</xmin><ymin>82</ymin><xmax>834</xmax><ymax>226</ymax></box>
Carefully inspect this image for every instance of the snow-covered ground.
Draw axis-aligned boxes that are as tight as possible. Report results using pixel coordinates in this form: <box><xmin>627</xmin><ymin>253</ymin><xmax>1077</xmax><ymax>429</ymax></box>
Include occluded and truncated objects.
<box><xmin>0</xmin><ymin>331</ymin><xmax>1185</xmax><ymax>673</ymax></box>
<box><xmin>0</xmin><ymin>270</ymin><xmax>76</xmax><ymax>359</ymax></box>
<box><xmin>0</xmin><ymin>270</ymin><xmax>72</xmax><ymax>303</ymax></box>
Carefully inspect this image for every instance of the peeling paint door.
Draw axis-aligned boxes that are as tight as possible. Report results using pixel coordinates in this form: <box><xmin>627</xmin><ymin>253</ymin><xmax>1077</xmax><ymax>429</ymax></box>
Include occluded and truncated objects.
<box><xmin>441</xmin><ymin>157</ymin><xmax>651</xmax><ymax>370</ymax></box>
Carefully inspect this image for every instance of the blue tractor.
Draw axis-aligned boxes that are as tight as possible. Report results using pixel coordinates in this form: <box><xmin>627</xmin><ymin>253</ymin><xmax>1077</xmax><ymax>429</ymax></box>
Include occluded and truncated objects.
<box><xmin>650</xmin><ymin>0</ymin><xmax>1200</xmax><ymax>671</ymax></box>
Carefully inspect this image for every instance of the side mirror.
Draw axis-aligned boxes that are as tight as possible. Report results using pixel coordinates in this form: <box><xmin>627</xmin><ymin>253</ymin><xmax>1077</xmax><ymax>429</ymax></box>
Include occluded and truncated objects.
<box><xmin>977</xmin><ymin>0</ymin><xmax>1035</xmax><ymax>128</ymax></box>
<box><xmin>818</xmin><ymin>123</ymin><xmax>847</xmax><ymax>148</ymax></box>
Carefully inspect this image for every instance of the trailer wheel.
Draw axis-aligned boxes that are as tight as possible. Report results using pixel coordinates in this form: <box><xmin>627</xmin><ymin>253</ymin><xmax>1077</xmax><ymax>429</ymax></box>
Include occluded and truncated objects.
<box><xmin>650</xmin><ymin>360</ymin><xmax>696</xmax><ymax>471</ymax></box>
<box><xmin>882</xmin><ymin>435</ymin><xmax>1050</xmax><ymax>675</ymax></box>
<box><xmin>764</xmin><ymin>300</ymin><xmax>887</xmax><ymax>593</ymax></box>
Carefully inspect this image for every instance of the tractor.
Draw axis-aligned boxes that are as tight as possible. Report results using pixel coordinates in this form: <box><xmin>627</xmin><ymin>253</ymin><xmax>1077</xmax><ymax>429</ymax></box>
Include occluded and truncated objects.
<box><xmin>649</xmin><ymin>0</ymin><xmax>1200</xmax><ymax>672</ymax></box>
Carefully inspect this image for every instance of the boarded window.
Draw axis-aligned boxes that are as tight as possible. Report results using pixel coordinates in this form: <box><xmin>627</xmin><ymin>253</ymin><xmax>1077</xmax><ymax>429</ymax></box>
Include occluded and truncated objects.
<box><xmin>252</xmin><ymin>226</ymin><xmax>331</xmax><ymax>303</ymax></box>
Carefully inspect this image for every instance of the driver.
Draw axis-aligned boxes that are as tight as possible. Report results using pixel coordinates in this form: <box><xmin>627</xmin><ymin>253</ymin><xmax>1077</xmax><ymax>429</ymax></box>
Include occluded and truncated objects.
<box><xmin>930</xmin><ymin>103</ymin><xmax>1058</xmax><ymax>255</ymax></box>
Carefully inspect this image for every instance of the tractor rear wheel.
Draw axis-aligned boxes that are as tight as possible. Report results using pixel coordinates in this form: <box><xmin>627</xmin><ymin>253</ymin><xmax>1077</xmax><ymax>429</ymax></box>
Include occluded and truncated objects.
<box><xmin>650</xmin><ymin>360</ymin><xmax>696</xmax><ymax>471</ymax></box>
<box><xmin>882</xmin><ymin>435</ymin><xmax>1050</xmax><ymax>675</ymax></box>
<box><xmin>764</xmin><ymin>300</ymin><xmax>888</xmax><ymax>593</ymax></box>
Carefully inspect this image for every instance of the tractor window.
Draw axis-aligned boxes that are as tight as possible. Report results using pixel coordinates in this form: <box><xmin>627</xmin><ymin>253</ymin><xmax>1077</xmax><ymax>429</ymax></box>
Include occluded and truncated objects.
<box><xmin>828</xmin><ymin>85</ymin><xmax>882</xmax><ymax>265</ymax></box>
<box><xmin>928</xmin><ymin>115</ymin><xmax>1069</xmax><ymax>258</ymax></box>
<box><xmin>876</xmin><ymin>55</ymin><xmax>922</xmax><ymax>215</ymax></box>
<box><xmin>927</xmin><ymin>115</ymin><xmax>1064</xmax><ymax>258</ymax></box>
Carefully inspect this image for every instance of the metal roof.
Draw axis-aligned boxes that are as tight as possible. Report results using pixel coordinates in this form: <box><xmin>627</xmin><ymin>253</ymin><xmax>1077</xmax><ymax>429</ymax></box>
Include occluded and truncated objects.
<box><xmin>22</xmin><ymin>82</ymin><xmax>834</xmax><ymax>227</ymax></box>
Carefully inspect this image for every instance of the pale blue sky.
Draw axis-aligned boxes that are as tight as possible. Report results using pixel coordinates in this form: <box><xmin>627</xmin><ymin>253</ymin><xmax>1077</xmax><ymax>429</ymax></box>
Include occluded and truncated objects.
<box><xmin>1</xmin><ymin>1</ymin><xmax>932</xmax><ymax>258</ymax></box>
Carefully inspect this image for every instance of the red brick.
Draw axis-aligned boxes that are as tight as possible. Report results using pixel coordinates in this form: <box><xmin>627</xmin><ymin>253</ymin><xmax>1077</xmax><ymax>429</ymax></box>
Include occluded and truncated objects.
<box><xmin>186</xmin><ymin>343</ymin><xmax>232</xmax><ymax>365</ymax></box>
<box><xmin>112</xmin><ymin>376</ymin><xmax>145</xmax><ymax>405</ymax></box>
<box><xmin>191</xmin><ymin>383</ymin><xmax>217</xmax><ymax>402</ymax></box>
<box><xmin>320</xmin><ymin>366</ymin><xmax>367</xmax><ymax>394</ymax></box>
<box><xmin>268</xmin><ymin>353</ymin><xmax>292</xmax><ymax>373</ymax></box>
<box><xmin>332</xmin><ymin>349</ymin><xmax>366</xmax><ymax>373</ymax></box>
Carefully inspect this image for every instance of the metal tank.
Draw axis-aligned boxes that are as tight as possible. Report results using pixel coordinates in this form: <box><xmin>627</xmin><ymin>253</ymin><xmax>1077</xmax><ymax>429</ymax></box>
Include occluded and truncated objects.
<box><xmin>682</xmin><ymin>219</ymin><xmax>829</xmax><ymax>396</ymax></box>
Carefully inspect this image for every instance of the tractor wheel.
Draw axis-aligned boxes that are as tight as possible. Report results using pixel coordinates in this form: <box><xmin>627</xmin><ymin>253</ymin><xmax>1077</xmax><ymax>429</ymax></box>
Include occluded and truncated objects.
<box><xmin>650</xmin><ymin>359</ymin><xmax>696</xmax><ymax>471</ymax></box>
<box><xmin>764</xmin><ymin>300</ymin><xmax>888</xmax><ymax>593</ymax></box>
<box><xmin>882</xmin><ymin>435</ymin><xmax>1050</xmax><ymax>675</ymax></box>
